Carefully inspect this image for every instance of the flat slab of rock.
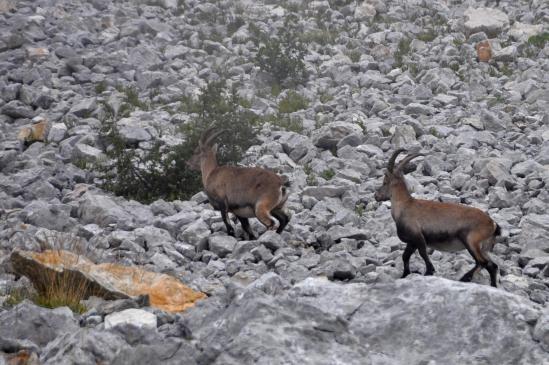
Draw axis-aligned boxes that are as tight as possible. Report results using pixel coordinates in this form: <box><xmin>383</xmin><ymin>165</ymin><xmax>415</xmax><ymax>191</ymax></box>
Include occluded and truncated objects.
<box><xmin>184</xmin><ymin>276</ymin><xmax>547</xmax><ymax>365</ymax></box>
<box><xmin>104</xmin><ymin>308</ymin><xmax>157</xmax><ymax>330</ymax></box>
<box><xmin>464</xmin><ymin>7</ymin><xmax>509</xmax><ymax>37</ymax></box>
<box><xmin>11</xmin><ymin>250</ymin><xmax>206</xmax><ymax>312</ymax></box>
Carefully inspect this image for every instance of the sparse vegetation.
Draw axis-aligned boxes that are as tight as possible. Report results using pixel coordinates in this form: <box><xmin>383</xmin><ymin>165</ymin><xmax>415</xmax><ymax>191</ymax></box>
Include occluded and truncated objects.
<box><xmin>417</xmin><ymin>30</ymin><xmax>437</xmax><ymax>42</ymax></box>
<box><xmin>95</xmin><ymin>80</ymin><xmax>260</xmax><ymax>203</ymax></box>
<box><xmin>394</xmin><ymin>37</ymin><xmax>412</xmax><ymax>68</ymax></box>
<box><xmin>278</xmin><ymin>91</ymin><xmax>309</xmax><ymax>114</ymax></box>
<box><xmin>527</xmin><ymin>32</ymin><xmax>549</xmax><ymax>48</ymax></box>
<box><xmin>254</xmin><ymin>15</ymin><xmax>306</xmax><ymax>87</ymax></box>
<box><xmin>304</xmin><ymin>163</ymin><xmax>317</xmax><ymax>186</ymax></box>
<box><xmin>346</xmin><ymin>49</ymin><xmax>362</xmax><ymax>63</ymax></box>
<box><xmin>94</xmin><ymin>80</ymin><xmax>107</xmax><ymax>94</ymax></box>
<box><xmin>265</xmin><ymin>114</ymin><xmax>304</xmax><ymax>133</ymax></box>
<box><xmin>320</xmin><ymin>168</ymin><xmax>335</xmax><ymax>180</ymax></box>
<box><xmin>355</xmin><ymin>202</ymin><xmax>365</xmax><ymax>217</ymax></box>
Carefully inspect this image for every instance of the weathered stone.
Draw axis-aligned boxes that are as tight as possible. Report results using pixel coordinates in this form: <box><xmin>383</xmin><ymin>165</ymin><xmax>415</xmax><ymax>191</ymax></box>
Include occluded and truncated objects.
<box><xmin>0</xmin><ymin>301</ymin><xmax>78</xmax><ymax>347</ymax></box>
<box><xmin>47</xmin><ymin>123</ymin><xmax>67</xmax><ymax>143</ymax></box>
<box><xmin>509</xmin><ymin>22</ymin><xmax>544</xmax><ymax>42</ymax></box>
<box><xmin>208</xmin><ymin>235</ymin><xmax>237</xmax><ymax>258</ymax></box>
<box><xmin>311</xmin><ymin>122</ymin><xmax>363</xmax><ymax>150</ymax></box>
<box><xmin>11</xmin><ymin>250</ymin><xmax>206</xmax><ymax>313</ymax></box>
<box><xmin>104</xmin><ymin>308</ymin><xmax>157</xmax><ymax>330</ymax></box>
<box><xmin>302</xmin><ymin>185</ymin><xmax>347</xmax><ymax>199</ymax></box>
<box><xmin>68</xmin><ymin>98</ymin><xmax>97</xmax><ymax>117</ymax></box>
<box><xmin>464</xmin><ymin>7</ymin><xmax>510</xmax><ymax>37</ymax></box>
<box><xmin>2</xmin><ymin>100</ymin><xmax>35</xmax><ymax>119</ymax></box>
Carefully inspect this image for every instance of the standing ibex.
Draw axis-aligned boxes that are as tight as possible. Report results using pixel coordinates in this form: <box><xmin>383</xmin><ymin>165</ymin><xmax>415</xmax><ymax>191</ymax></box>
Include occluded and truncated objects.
<box><xmin>187</xmin><ymin>128</ymin><xmax>290</xmax><ymax>240</ymax></box>
<box><xmin>375</xmin><ymin>149</ymin><xmax>501</xmax><ymax>287</ymax></box>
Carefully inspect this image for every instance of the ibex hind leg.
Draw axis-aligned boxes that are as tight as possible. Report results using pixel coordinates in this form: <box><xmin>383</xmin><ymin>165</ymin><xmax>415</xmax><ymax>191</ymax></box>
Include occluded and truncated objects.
<box><xmin>255</xmin><ymin>201</ymin><xmax>276</xmax><ymax>231</ymax></box>
<box><xmin>271</xmin><ymin>209</ymin><xmax>289</xmax><ymax>234</ymax></box>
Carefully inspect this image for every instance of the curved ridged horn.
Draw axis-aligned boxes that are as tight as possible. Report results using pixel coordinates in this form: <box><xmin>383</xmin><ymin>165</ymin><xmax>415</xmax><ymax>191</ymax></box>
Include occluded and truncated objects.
<box><xmin>203</xmin><ymin>129</ymin><xmax>227</xmax><ymax>146</ymax></box>
<box><xmin>395</xmin><ymin>153</ymin><xmax>424</xmax><ymax>173</ymax></box>
<box><xmin>387</xmin><ymin>149</ymin><xmax>407</xmax><ymax>173</ymax></box>
<box><xmin>199</xmin><ymin>127</ymin><xmax>216</xmax><ymax>146</ymax></box>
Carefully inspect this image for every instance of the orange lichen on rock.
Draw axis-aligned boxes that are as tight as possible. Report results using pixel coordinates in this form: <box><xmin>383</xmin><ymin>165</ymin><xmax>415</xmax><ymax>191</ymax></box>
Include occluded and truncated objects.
<box><xmin>475</xmin><ymin>40</ymin><xmax>492</xmax><ymax>62</ymax></box>
<box><xmin>11</xmin><ymin>250</ymin><xmax>206</xmax><ymax>313</ymax></box>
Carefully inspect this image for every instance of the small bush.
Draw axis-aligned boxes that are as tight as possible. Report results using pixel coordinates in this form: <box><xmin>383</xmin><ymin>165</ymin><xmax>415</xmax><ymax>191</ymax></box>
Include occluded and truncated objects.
<box><xmin>254</xmin><ymin>15</ymin><xmax>306</xmax><ymax>87</ymax></box>
<box><xmin>265</xmin><ymin>114</ymin><xmax>304</xmax><ymax>133</ymax></box>
<box><xmin>527</xmin><ymin>32</ymin><xmax>549</xmax><ymax>48</ymax></box>
<box><xmin>95</xmin><ymin>81</ymin><xmax>107</xmax><ymax>94</ymax></box>
<box><xmin>304</xmin><ymin>163</ymin><xmax>317</xmax><ymax>186</ymax></box>
<box><xmin>394</xmin><ymin>37</ymin><xmax>412</xmax><ymax>68</ymax></box>
<box><xmin>320</xmin><ymin>168</ymin><xmax>335</xmax><ymax>180</ymax></box>
<box><xmin>278</xmin><ymin>90</ymin><xmax>309</xmax><ymax>113</ymax></box>
<box><xmin>417</xmin><ymin>30</ymin><xmax>437</xmax><ymax>42</ymax></box>
<box><xmin>95</xmin><ymin>80</ymin><xmax>260</xmax><ymax>203</ymax></box>
<box><xmin>346</xmin><ymin>49</ymin><xmax>362</xmax><ymax>63</ymax></box>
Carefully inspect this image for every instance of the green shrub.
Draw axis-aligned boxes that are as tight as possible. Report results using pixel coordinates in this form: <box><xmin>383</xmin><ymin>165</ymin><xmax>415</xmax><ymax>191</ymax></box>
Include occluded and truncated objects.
<box><xmin>278</xmin><ymin>90</ymin><xmax>309</xmax><ymax>113</ymax></box>
<box><xmin>320</xmin><ymin>168</ymin><xmax>335</xmax><ymax>180</ymax></box>
<box><xmin>394</xmin><ymin>37</ymin><xmax>412</xmax><ymax>68</ymax></box>
<box><xmin>417</xmin><ymin>30</ymin><xmax>437</xmax><ymax>42</ymax></box>
<box><xmin>527</xmin><ymin>32</ymin><xmax>549</xmax><ymax>48</ymax></box>
<box><xmin>95</xmin><ymin>80</ymin><xmax>260</xmax><ymax>203</ymax></box>
<box><xmin>254</xmin><ymin>15</ymin><xmax>306</xmax><ymax>87</ymax></box>
<box><xmin>265</xmin><ymin>114</ymin><xmax>304</xmax><ymax>133</ymax></box>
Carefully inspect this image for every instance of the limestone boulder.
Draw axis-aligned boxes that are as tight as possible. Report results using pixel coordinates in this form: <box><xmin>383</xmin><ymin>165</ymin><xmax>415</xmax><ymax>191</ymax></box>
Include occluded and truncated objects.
<box><xmin>11</xmin><ymin>250</ymin><xmax>206</xmax><ymax>313</ymax></box>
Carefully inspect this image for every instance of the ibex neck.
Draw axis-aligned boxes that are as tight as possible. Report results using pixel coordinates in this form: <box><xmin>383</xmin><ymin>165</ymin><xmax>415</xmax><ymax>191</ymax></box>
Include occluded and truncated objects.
<box><xmin>390</xmin><ymin>179</ymin><xmax>413</xmax><ymax>219</ymax></box>
<box><xmin>200</xmin><ymin>154</ymin><xmax>218</xmax><ymax>186</ymax></box>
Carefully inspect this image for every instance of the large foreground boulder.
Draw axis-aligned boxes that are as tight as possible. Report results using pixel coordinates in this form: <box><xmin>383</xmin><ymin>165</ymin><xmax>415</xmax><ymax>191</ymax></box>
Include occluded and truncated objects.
<box><xmin>11</xmin><ymin>250</ymin><xmax>206</xmax><ymax>312</ymax></box>
<box><xmin>0</xmin><ymin>301</ymin><xmax>78</xmax><ymax>349</ymax></box>
<box><xmin>183</xmin><ymin>276</ymin><xmax>547</xmax><ymax>364</ymax></box>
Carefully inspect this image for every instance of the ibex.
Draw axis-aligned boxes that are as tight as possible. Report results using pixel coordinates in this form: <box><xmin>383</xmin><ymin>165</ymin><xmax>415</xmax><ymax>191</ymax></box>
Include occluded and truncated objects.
<box><xmin>375</xmin><ymin>149</ymin><xmax>501</xmax><ymax>287</ymax></box>
<box><xmin>187</xmin><ymin>128</ymin><xmax>290</xmax><ymax>240</ymax></box>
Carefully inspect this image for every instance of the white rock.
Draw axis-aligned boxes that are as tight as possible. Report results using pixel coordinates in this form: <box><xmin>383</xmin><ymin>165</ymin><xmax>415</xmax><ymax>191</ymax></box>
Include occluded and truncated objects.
<box><xmin>104</xmin><ymin>309</ymin><xmax>157</xmax><ymax>330</ymax></box>
<box><xmin>47</xmin><ymin>123</ymin><xmax>67</xmax><ymax>143</ymax></box>
<box><xmin>464</xmin><ymin>7</ymin><xmax>509</xmax><ymax>37</ymax></box>
<box><xmin>509</xmin><ymin>22</ymin><xmax>544</xmax><ymax>42</ymax></box>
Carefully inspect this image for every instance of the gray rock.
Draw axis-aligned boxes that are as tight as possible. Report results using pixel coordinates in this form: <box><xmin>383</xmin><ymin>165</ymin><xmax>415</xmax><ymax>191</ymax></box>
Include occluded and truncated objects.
<box><xmin>68</xmin><ymin>98</ymin><xmax>97</xmax><ymax>117</ymax></box>
<box><xmin>311</xmin><ymin>122</ymin><xmax>363</xmax><ymax>150</ymax></box>
<box><xmin>186</xmin><ymin>276</ymin><xmax>545</xmax><ymax>365</ymax></box>
<box><xmin>464</xmin><ymin>7</ymin><xmax>510</xmax><ymax>37</ymax></box>
<box><xmin>22</xmin><ymin>201</ymin><xmax>75</xmax><ymax>232</ymax></box>
<box><xmin>2</xmin><ymin>100</ymin><xmax>35</xmax><ymax>119</ymax></box>
<box><xmin>302</xmin><ymin>185</ymin><xmax>347</xmax><ymax>199</ymax></box>
<box><xmin>47</xmin><ymin>123</ymin><xmax>67</xmax><ymax>143</ymax></box>
<box><xmin>41</xmin><ymin>328</ymin><xmax>128</xmax><ymax>365</ymax></box>
<box><xmin>104</xmin><ymin>308</ymin><xmax>157</xmax><ymax>330</ymax></box>
<box><xmin>208</xmin><ymin>235</ymin><xmax>237</xmax><ymax>258</ymax></box>
<box><xmin>509</xmin><ymin>22</ymin><xmax>544</xmax><ymax>42</ymax></box>
<box><xmin>72</xmin><ymin>143</ymin><xmax>104</xmax><ymax>163</ymax></box>
<box><xmin>258</xmin><ymin>230</ymin><xmax>286</xmax><ymax>251</ymax></box>
<box><xmin>0</xmin><ymin>301</ymin><xmax>78</xmax><ymax>348</ymax></box>
<box><xmin>533</xmin><ymin>308</ymin><xmax>549</xmax><ymax>352</ymax></box>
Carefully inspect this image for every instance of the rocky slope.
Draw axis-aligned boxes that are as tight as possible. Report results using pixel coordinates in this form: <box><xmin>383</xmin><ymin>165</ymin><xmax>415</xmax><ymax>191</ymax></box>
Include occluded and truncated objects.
<box><xmin>0</xmin><ymin>0</ymin><xmax>549</xmax><ymax>363</ymax></box>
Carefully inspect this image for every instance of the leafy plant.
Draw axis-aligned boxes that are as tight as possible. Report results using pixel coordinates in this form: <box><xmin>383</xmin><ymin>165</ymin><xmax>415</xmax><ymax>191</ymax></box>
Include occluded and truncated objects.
<box><xmin>394</xmin><ymin>37</ymin><xmax>412</xmax><ymax>68</ymax></box>
<box><xmin>355</xmin><ymin>202</ymin><xmax>365</xmax><ymax>217</ymax></box>
<box><xmin>254</xmin><ymin>14</ymin><xmax>307</xmax><ymax>87</ymax></box>
<box><xmin>278</xmin><ymin>90</ymin><xmax>309</xmax><ymax>113</ymax></box>
<box><xmin>265</xmin><ymin>114</ymin><xmax>304</xmax><ymax>133</ymax></box>
<box><xmin>320</xmin><ymin>168</ymin><xmax>335</xmax><ymax>180</ymax></box>
<box><xmin>527</xmin><ymin>32</ymin><xmax>549</xmax><ymax>48</ymax></box>
<box><xmin>304</xmin><ymin>163</ymin><xmax>317</xmax><ymax>186</ymax></box>
<box><xmin>95</xmin><ymin>80</ymin><xmax>260</xmax><ymax>203</ymax></box>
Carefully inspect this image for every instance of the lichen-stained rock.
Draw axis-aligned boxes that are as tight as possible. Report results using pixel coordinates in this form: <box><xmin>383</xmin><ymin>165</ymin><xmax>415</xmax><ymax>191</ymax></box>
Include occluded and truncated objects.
<box><xmin>464</xmin><ymin>7</ymin><xmax>510</xmax><ymax>37</ymax></box>
<box><xmin>10</xmin><ymin>250</ymin><xmax>206</xmax><ymax>313</ymax></box>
